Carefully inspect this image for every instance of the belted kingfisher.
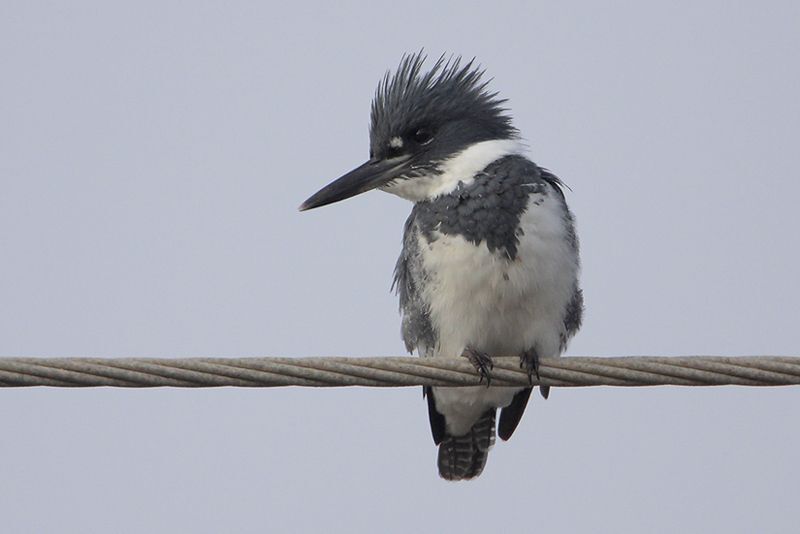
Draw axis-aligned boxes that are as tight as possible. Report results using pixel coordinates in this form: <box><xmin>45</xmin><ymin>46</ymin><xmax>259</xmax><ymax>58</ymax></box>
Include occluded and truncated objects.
<box><xmin>300</xmin><ymin>53</ymin><xmax>583</xmax><ymax>480</ymax></box>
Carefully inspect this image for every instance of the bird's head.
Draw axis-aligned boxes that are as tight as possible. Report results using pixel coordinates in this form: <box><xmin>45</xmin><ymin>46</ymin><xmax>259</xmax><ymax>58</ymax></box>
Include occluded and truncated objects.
<box><xmin>300</xmin><ymin>52</ymin><xmax>520</xmax><ymax>211</ymax></box>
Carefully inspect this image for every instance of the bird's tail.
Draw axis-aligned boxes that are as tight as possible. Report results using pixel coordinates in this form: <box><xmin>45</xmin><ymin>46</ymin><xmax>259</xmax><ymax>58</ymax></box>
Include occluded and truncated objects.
<box><xmin>437</xmin><ymin>408</ymin><xmax>496</xmax><ymax>481</ymax></box>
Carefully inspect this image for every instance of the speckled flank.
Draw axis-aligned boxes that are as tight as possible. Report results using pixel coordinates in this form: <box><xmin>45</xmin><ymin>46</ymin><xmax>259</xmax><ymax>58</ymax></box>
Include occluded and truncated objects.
<box><xmin>393</xmin><ymin>216</ymin><xmax>437</xmax><ymax>353</ymax></box>
<box><xmin>562</xmin><ymin>287</ymin><xmax>584</xmax><ymax>347</ymax></box>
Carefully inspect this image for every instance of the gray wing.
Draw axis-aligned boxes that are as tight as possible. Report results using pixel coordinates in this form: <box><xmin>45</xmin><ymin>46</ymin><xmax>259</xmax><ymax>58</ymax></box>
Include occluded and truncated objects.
<box><xmin>540</xmin><ymin>168</ymin><xmax>584</xmax><ymax>348</ymax></box>
<box><xmin>397</xmin><ymin>215</ymin><xmax>447</xmax><ymax>448</ymax></box>
<box><xmin>392</xmin><ymin>209</ymin><xmax>436</xmax><ymax>354</ymax></box>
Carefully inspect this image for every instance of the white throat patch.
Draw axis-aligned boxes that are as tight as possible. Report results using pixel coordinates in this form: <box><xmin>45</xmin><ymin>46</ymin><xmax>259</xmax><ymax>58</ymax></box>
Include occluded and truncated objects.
<box><xmin>380</xmin><ymin>139</ymin><xmax>526</xmax><ymax>202</ymax></box>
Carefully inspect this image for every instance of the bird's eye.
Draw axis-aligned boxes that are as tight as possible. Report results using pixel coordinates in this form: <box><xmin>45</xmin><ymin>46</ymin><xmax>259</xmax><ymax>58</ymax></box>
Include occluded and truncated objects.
<box><xmin>411</xmin><ymin>128</ymin><xmax>434</xmax><ymax>145</ymax></box>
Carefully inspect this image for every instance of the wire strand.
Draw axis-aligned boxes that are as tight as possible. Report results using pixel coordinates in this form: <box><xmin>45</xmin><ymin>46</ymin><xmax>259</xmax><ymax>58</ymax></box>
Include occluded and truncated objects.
<box><xmin>0</xmin><ymin>356</ymin><xmax>798</xmax><ymax>388</ymax></box>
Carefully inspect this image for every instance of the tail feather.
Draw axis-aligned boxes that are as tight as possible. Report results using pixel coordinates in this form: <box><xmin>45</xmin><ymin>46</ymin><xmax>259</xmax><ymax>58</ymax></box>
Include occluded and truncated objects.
<box><xmin>498</xmin><ymin>387</ymin><xmax>533</xmax><ymax>441</ymax></box>
<box><xmin>437</xmin><ymin>409</ymin><xmax>496</xmax><ymax>481</ymax></box>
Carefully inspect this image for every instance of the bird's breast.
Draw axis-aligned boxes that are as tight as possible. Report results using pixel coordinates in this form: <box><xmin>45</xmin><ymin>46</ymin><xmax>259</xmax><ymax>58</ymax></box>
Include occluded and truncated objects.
<box><xmin>418</xmin><ymin>188</ymin><xmax>578</xmax><ymax>360</ymax></box>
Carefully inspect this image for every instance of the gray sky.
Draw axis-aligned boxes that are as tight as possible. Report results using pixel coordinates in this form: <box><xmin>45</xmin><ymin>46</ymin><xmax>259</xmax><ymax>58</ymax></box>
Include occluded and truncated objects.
<box><xmin>2</xmin><ymin>1</ymin><xmax>799</xmax><ymax>532</ymax></box>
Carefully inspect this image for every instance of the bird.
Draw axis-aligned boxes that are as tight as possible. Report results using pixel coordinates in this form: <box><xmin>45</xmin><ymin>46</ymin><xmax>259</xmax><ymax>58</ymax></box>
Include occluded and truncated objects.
<box><xmin>299</xmin><ymin>52</ymin><xmax>583</xmax><ymax>481</ymax></box>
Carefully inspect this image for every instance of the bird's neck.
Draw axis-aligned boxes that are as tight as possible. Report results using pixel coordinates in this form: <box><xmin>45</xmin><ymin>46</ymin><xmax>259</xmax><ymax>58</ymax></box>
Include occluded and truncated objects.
<box><xmin>382</xmin><ymin>139</ymin><xmax>526</xmax><ymax>202</ymax></box>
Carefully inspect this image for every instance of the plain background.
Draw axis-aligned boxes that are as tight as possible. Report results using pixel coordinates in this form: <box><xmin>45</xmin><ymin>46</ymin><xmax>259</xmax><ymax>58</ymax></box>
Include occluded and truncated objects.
<box><xmin>2</xmin><ymin>1</ymin><xmax>799</xmax><ymax>532</ymax></box>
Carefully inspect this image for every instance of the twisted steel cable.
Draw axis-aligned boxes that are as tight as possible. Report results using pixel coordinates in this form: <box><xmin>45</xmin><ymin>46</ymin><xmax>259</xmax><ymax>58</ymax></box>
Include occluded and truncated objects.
<box><xmin>0</xmin><ymin>356</ymin><xmax>798</xmax><ymax>388</ymax></box>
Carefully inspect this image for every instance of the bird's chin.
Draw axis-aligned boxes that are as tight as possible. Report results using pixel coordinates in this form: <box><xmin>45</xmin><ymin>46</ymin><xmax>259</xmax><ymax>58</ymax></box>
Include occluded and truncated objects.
<box><xmin>379</xmin><ymin>176</ymin><xmax>436</xmax><ymax>202</ymax></box>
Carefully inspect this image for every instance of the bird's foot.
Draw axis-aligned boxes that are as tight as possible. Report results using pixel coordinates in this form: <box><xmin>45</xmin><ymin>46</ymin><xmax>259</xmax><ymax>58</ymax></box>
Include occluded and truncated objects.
<box><xmin>519</xmin><ymin>348</ymin><xmax>541</xmax><ymax>386</ymax></box>
<box><xmin>463</xmin><ymin>347</ymin><xmax>493</xmax><ymax>386</ymax></box>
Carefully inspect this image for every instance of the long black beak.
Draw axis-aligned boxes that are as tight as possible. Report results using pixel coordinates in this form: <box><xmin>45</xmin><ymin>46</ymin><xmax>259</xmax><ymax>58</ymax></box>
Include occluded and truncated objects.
<box><xmin>299</xmin><ymin>155</ymin><xmax>411</xmax><ymax>211</ymax></box>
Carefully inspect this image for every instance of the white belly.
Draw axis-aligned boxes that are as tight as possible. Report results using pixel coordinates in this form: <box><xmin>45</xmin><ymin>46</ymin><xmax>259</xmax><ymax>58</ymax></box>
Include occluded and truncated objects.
<box><xmin>418</xmin><ymin>188</ymin><xmax>579</xmax><ymax>435</ymax></box>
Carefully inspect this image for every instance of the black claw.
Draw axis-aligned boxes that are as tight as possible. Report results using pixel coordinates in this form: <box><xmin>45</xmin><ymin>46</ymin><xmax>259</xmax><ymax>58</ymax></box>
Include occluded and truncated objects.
<box><xmin>519</xmin><ymin>348</ymin><xmax>541</xmax><ymax>385</ymax></box>
<box><xmin>463</xmin><ymin>347</ymin><xmax>493</xmax><ymax>387</ymax></box>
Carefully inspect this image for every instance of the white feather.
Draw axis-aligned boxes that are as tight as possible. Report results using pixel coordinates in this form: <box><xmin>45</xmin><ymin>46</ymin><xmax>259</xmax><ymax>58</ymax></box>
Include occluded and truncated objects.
<box><xmin>381</xmin><ymin>139</ymin><xmax>525</xmax><ymax>202</ymax></box>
